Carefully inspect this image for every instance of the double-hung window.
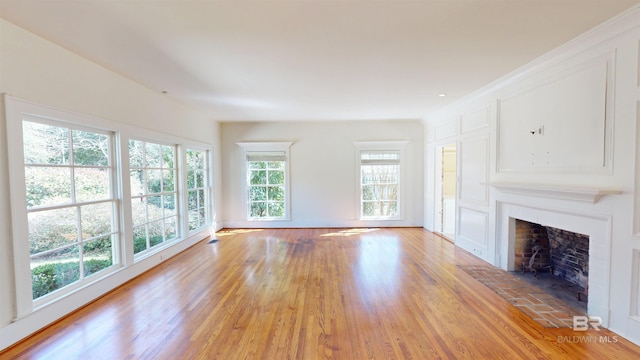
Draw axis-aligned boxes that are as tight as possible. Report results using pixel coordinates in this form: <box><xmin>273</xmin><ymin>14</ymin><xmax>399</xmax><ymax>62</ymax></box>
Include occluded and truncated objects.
<box><xmin>239</xmin><ymin>142</ymin><xmax>291</xmax><ymax>221</ymax></box>
<box><xmin>186</xmin><ymin>148</ymin><xmax>211</xmax><ymax>231</ymax></box>
<box><xmin>129</xmin><ymin>140</ymin><xmax>178</xmax><ymax>255</ymax></box>
<box><xmin>6</xmin><ymin>96</ymin><xmax>215</xmax><ymax>320</ymax></box>
<box><xmin>356</xmin><ymin>141</ymin><xmax>407</xmax><ymax>220</ymax></box>
<box><xmin>21</xmin><ymin>118</ymin><xmax>118</xmax><ymax>301</ymax></box>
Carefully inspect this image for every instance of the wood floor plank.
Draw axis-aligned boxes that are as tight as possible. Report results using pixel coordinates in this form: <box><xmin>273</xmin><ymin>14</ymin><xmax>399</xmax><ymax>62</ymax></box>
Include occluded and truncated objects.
<box><xmin>2</xmin><ymin>227</ymin><xmax>640</xmax><ymax>359</ymax></box>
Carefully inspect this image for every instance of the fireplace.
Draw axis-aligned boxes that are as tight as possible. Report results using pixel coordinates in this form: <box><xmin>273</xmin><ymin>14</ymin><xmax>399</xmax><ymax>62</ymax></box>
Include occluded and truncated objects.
<box><xmin>514</xmin><ymin>219</ymin><xmax>589</xmax><ymax>304</ymax></box>
<box><xmin>498</xmin><ymin>202</ymin><xmax>611</xmax><ymax>326</ymax></box>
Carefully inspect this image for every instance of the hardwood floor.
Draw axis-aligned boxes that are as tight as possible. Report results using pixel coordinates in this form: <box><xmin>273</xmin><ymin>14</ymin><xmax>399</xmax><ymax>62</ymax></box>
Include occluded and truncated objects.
<box><xmin>3</xmin><ymin>228</ymin><xmax>640</xmax><ymax>359</ymax></box>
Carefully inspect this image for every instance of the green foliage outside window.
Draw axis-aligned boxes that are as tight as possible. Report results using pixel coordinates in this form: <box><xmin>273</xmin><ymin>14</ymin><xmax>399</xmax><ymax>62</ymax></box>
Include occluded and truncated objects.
<box><xmin>248</xmin><ymin>160</ymin><xmax>285</xmax><ymax>218</ymax></box>
<box><xmin>129</xmin><ymin>140</ymin><xmax>178</xmax><ymax>255</ymax></box>
<box><xmin>31</xmin><ymin>258</ymin><xmax>112</xmax><ymax>299</ymax></box>
<box><xmin>23</xmin><ymin>121</ymin><xmax>116</xmax><ymax>300</ymax></box>
<box><xmin>187</xmin><ymin>149</ymin><xmax>208</xmax><ymax>231</ymax></box>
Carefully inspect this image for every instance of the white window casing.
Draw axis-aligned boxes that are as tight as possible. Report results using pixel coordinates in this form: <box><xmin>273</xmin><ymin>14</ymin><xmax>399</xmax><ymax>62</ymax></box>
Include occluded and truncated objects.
<box><xmin>238</xmin><ymin>142</ymin><xmax>292</xmax><ymax>221</ymax></box>
<box><xmin>354</xmin><ymin>141</ymin><xmax>408</xmax><ymax>221</ymax></box>
<box><xmin>4</xmin><ymin>95</ymin><xmax>215</xmax><ymax>320</ymax></box>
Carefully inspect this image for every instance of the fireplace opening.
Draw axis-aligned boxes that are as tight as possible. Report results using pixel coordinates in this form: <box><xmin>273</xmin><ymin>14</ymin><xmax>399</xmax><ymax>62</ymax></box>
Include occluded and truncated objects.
<box><xmin>512</xmin><ymin>219</ymin><xmax>589</xmax><ymax>312</ymax></box>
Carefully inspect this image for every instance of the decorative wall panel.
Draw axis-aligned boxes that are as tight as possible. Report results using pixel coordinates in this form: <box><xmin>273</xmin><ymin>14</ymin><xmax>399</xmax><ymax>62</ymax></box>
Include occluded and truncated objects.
<box><xmin>461</xmin><ymin>105</ymin><xmax>490</xmax><ymax>134</ymax></box>
<box><xmin>637</xmin><ymin>39</ymin><xmax>640</xmax><ymax>88</ymax></box>
<box><xmin>459</xmin><ymin>136</ymin><xmax>489</xmax><ymax>205</ymax></box>
<box><xmin>497</xmin><ymin>56</ymin><xmax>612</xmax><ymax>173</ymax></box>
<box><xmin>635</xmin><ymin>101</ymin><xmax>640</xmax><ymax>237</ymax></box>
<box><xmin>434</xmin><ymin>118</ymin><xmax>457</xmax><ymax>141</ymax></box>
<box><xmin>458</xmin><ymin>207</ymin><xmax>488</xmax><ymax>249</ymax></box>
<box><xmin>632</xmin><ymin>249</ymin><xmax>640</xmax><ymax>318</ymax></box>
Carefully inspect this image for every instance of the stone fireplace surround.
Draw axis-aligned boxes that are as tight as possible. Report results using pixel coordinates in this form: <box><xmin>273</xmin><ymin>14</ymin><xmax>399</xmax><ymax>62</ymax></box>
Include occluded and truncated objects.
<box><xmin>497</xmin><ymin>202</ymin><xmax>611</xmax><ymax>326</ymax></box>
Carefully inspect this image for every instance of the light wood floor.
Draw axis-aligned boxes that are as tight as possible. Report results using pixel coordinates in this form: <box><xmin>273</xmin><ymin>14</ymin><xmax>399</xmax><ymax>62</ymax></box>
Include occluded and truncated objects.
<box><xmin>3</xmin><ymin>228</ymin><xmax>640</xmax><ymax>359</ymax></box>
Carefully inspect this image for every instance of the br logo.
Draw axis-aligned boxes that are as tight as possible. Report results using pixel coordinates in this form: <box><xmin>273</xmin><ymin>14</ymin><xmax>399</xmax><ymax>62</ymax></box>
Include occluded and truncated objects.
<box><xmin>573</xmin><ymin>316</ymin><xmax>602</xmax><ymax>331</ymax></box>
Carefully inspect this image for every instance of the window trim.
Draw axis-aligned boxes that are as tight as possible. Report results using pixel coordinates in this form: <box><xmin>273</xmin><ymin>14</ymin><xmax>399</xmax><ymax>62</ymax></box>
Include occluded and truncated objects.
<box><xmin>354</xmin><ymin>141</ymin><xmax>408</xmax><ymax>221</ymax></box>
<box><xmin>5</xmin><ymin>97</ymin><xmax>124</xmax><ymax>317</ymax></box>
<box><xmin>128</xmin><ymin>139</ymin><xmax>180</xmax><ymax>258</ymax></box>
<box><xmin>4</xmin><ymin>95</ymin><xmax>216</xmax><ymax>320</ymax></box>
<box><xmin>238</xmin><ymin>142</ymin><xmax>292</xmax><ymax>221</ymax></box>
<box><xmin>185</xmin><ymin>146</ymin><xmax>213</xmax><ymax>233</ymax></box>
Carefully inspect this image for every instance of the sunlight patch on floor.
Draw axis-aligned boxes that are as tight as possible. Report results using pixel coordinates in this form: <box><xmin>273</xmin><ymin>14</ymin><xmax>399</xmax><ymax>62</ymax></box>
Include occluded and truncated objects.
<box><xmin>215</xmin><ymin>229</ymin><xmax>264</xmax><ymax>237</ymax></box>
<box><xmin>320</xmin><ymin>228</ymin><xmax>379</xmax><ymax>237</ymax></box>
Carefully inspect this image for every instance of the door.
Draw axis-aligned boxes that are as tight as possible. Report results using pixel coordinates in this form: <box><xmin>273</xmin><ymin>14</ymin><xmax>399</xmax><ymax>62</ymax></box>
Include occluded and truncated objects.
<box><xmin>440</xmin><ymin>144</ymin><xmax>456</xmax><ymax>240</ymax></box>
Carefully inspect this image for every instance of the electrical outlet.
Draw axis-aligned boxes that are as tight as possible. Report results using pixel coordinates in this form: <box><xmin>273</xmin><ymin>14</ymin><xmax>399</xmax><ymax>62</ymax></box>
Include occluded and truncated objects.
<box><xmin>530</xmin><ymin>126</ymin><xmax>544</xmax><ymax>135</ymax></box>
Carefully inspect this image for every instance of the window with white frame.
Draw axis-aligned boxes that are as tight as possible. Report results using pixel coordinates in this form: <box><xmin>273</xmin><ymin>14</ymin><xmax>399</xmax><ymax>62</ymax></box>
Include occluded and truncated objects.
<box><xmin>129</xmin><ymin>140</ymin><xmax>179</xmax><ymax>255</ymax></box>
<box><xmin>186</xmin><ymin>148</ymin><xmax>211</xmax><ymax>231</ymax></box>
<box><xmin>22</xmin><ymin>119</ymin><xmax>118</xmax><ymax>300</ymax></box>
<box><xmin>356</xmin><ymin>142</ymin><xmax>407</xmax><ymax>220</ymax></box>
<box><xmin>239</xmin><ymin>142</ymin><xmax>291</xmax><ymax>220</ymax></box>
<box><xmin>6</xmin><ymin>96</ymin><xmax>216</xmax><ymax>318</ymax></box>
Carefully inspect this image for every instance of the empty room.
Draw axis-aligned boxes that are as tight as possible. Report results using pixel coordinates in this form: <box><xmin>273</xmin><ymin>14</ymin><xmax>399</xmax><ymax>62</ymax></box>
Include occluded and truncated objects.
<box><xmin>2</xmin><ymin>1</ymin><xmax>640</xmax><ymax>358</ymax></box>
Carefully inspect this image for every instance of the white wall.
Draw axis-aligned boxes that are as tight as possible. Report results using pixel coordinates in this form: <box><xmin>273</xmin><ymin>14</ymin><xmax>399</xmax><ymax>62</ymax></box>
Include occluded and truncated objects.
<box><xmin>424</xmin><ymin>8</ymin><xmax>640</xmax><ymax>344</ymax></box>
<box><xmin>0</xmin><ymin>19</ymin><xmax>222</xmax><ymax>350</ymax></box>
<box><xmin>221</xmin><ymin>120</ymin><xmax>424</xmax><ymax>228</ymax></box>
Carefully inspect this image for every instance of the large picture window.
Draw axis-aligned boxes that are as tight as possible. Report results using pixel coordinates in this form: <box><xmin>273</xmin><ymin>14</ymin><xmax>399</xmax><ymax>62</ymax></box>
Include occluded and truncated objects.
<box><xmin>22</xmin><ymin>120</ymin><xmax>117</xmax><ymax>300</ymax></box>
<box><xmin>129</xmin><ymin>140</ymin><xmax>179</xmax><ymax>255</ymax></box>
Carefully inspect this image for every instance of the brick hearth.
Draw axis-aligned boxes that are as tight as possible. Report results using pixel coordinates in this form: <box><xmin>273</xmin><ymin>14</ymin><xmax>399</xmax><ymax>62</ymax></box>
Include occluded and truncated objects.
<box><xmin>459</xmin><ymin>265</ymin><xmax>586</xmax><ymax>328</ymax></box>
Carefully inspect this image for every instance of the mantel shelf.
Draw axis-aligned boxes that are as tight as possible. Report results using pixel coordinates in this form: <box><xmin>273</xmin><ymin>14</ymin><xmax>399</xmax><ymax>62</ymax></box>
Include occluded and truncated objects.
<box><xmin>490</xmin><ymin>183</ymin><xmax>622</xmax><ymax>204</ymax></box>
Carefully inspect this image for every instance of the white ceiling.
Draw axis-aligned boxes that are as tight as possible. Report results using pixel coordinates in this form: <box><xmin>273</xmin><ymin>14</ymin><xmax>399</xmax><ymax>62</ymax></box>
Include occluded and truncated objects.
<box><xmin>1</xmin><ymin>0</ymin><xmax>639</xmax><ymax>121</ymax></box>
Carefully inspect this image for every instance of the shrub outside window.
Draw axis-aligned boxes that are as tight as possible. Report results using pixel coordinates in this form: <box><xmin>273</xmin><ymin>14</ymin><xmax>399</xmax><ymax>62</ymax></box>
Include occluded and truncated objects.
<box><xmin>23</xmin><ymin>120</ymin><xmax>117</xmax><ymax>300</ymax></box>
<box><xmin>129</xmin><ymin>140</ymin><xmax>179</xmax><ymax>255</ymax></box>
<box><xmin>6</xmin><ymin>97</ymin><xmax>215</xmax><ymax>322</ymax></box>
<box><xmin>238</xmin><ymin>142</ymin><xmax>291</xmax><ymax>221</ymax></box>
<box><xmin>248</xmin><ymin>154</ymin><xmax>285</xmax><ymax>218</ymax></box>
<box><xmin>186</xmin><ymin>148</ymin><xmax>210</xmax><ymax>231</ymax></box>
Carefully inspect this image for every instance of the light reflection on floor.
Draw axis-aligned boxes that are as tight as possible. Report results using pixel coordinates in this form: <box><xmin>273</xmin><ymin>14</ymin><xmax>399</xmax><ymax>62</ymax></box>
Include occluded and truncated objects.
<box><xmin>319</xmin><ymin>228</ymin><xmax>379</xmax><ymax>237</ymax></box>
<box><xmin>353</xmin><ymin>234</ymin><xmax>401</xmax><ymax>306</ymax></box>
<box><xmin>215</xmin><ymin>229</ymin><xmax>263</xmax><ymax>237</ymax></box>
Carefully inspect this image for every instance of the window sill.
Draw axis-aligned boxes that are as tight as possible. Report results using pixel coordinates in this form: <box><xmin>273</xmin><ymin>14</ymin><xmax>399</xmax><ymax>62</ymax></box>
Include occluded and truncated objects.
<box><xmin>360</xmin><ymin>217</ymin><xmax>404</xmax><ymax>221</ymax></box>
<box><xmin>247</xmin><ymin>218</ymin><xmax>291</xmax><ymax>222</ymax></box>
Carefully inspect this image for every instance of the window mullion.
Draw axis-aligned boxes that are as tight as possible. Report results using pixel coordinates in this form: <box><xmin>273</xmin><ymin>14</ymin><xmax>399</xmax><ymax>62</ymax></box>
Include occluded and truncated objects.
<box><xmin>77</xmin><ymin>204</ymin><xmax>85</xmax><ymax>280</ymax></box>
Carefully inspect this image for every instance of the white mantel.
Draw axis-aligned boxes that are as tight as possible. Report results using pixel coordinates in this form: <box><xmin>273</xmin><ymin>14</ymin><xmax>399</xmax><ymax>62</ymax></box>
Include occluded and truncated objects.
<box><xmin>491</xmin><ymin>183</ymin><xmax>622</xmax><ymax>204</ymax></box>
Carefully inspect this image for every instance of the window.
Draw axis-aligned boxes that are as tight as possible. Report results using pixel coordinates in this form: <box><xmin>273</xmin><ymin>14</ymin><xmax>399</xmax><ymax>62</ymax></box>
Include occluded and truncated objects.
<box><xmin>361</xmin><ymin>151</ymin><xmax>400</xmax><ymax>217</ymax></box>
<box><xmin>247</xmin><ymin>153</ymin><xmax>285</xmax><ymax>218</ymax></box>
<box><xmin>6</xmin><ymin>96</ymin><xmax>216</xmax><ymax>319</ymax></box>
<box><xmin>356</xmin><ymin>141</ymin><xmax>407</xmax><ymax>220</ymax></box>
<box><xmin>22</xmin><ymin>120</ymin><xmax>117</xmax><ymax>300</ymax></box>
<box><xmin>186</xmin><ymin>148</ymin><xmax>211</xmax><ymax>231</ymax></box>
<box><xmin>238</xmin><ymin>142</ymin><xmax>291</xmax><ymax>221</ymax></box>
<box><xmin>129</xmin><ymin>140</ymin><xmax>178</xmax><ymax>255</ymax></box>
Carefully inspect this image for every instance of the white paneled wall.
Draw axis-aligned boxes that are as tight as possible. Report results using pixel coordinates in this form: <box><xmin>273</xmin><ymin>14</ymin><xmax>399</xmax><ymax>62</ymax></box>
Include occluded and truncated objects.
<box><xmin>497</xmin><ymin>53</ymin><xmax>613</xmax><ymax>174</ymax></box>
<box><xmin>424</xmin><ymin>8</ymin><xmax>640</xmax><ymax>345</ymax></box>
<box><xmin>457</xmin><ymin>207</ymin><xmax>489</xmax><ymax>257</ymax></box>
<box><xmin>461</xmin><ymin>105</ymin><xmax>490</xmax><ymax>134</ymax></box>
<box><xmin>459</xmin><ymin>136</ymin><xmax>489</xmax><ymax>205</ymax></box>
